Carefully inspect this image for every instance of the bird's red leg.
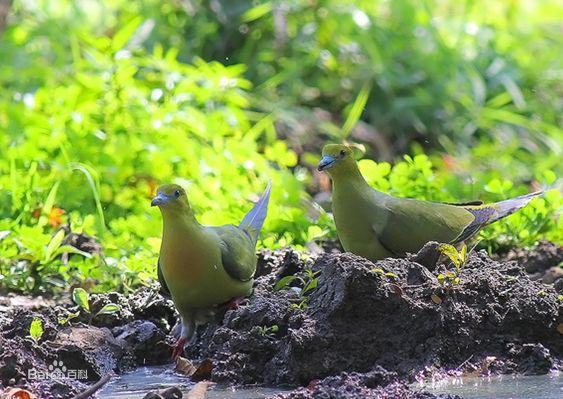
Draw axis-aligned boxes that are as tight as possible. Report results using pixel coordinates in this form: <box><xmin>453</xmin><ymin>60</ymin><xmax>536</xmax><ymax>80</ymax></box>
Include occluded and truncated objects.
<box><xmin>226</xmin><ymin>296</ymin><xmax>245</xmax><ymax>311</ymax></box>
<box><xmin>171</xmin><ymin>336</ymin><xmax>187</xmax><ymax>360</ymax></box>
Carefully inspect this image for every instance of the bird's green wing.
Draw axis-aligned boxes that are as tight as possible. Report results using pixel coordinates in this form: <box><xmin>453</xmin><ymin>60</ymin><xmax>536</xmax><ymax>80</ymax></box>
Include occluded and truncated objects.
<box><xmin>157</xmin><ymin>257</ymin><xmax>171</xmax><ymax>297</ymax></box>
<box><xmin>374</xmin><ymin>197</ymin><xmax>476</xmax><ymax>255</ymax></box>
<box><xmin>210</xmin><ymin>225</ymin><xmax>256</xmax><ymax>282</ymax></box>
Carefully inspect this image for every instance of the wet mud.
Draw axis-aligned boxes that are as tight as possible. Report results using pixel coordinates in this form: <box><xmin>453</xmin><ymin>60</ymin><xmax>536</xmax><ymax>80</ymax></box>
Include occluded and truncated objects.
<box><xmin>0</xmin><ymin>241</ymin><xmax>561</xmax><ymax>398</ymax></box>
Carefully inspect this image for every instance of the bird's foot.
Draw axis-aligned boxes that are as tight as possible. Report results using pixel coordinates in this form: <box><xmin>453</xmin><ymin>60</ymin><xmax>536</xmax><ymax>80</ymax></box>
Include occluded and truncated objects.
<box><xmin>171</xmin><ymin>336</ymin><xmax>187</xmax><ymax>360</ymax></box>
<box><xmin>226</xmin><ymin>296</ymin><xmax>245</xmax><ymax>311</ymax></box>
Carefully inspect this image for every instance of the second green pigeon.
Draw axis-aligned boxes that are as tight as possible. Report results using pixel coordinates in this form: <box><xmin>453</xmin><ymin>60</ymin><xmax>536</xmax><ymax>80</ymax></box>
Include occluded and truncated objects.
<box><xmin>318</xmin><ymin>144</ymin><xmax>541</xmax><ymax>262</ymax></box>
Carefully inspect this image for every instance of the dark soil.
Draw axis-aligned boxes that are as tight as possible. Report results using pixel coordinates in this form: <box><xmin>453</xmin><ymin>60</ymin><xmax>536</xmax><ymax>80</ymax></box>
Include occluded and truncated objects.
<box><xmin>0</xmin><ymin>288</ymin><xmax>177</xmax><ymax>398</ymax></box>
<box><xmin>0</xmin><ymin>241</ymin><xmax>561</xmax><ymax>398</ymax></box>
<box><xmin>501</xmin><ymin>240</ymin><xmax>563</xmax><ymax>285</ymax></box>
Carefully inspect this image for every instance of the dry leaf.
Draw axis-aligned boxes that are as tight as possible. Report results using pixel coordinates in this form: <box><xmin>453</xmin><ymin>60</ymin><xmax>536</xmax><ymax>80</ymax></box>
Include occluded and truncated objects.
<box><xmin>557</xmin><ymin>323</ymin><xmax>563</xmax><ymax>335</ymax></box>
<box><xmin>388</xmin><ymin>284</ymin><xmax>403</xmax><ymax>296</ymax></box>
<box><xmin>0</xmin><ymin>388</ymin><xmax>38</xmax><ymax>399</ymax></box>
<box><xmin>174</xmin><ymin>357</ymin><xmax>197</xmax><ymax>376</ymax></box>
<box><xmin>431</xmin><ymin>294</ymin><xmax>442</xmax><ymax>304</ymax></box>
<box><xmin>187</xmin><ymin>381</ymin><xmax>214</xmax><ymax>399</ymax></box>
<box><xmin>192</xmin><ymin>359</ymin><xmax>213</xmax><ymax>381</ymax></box>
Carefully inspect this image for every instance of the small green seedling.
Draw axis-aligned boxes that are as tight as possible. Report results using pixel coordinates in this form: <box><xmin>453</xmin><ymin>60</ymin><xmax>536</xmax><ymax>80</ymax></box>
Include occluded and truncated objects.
<box><xmin>274</xmin><ymin>268</ymin><xmax>320</xmax><ymax>311</ymax></box>
<box><xmin>29</xmin><ymin>317</ymin><xmax>44</xmax><ymax>343</ymax></box>
<box><xmin>371</xmin><ymin>268</ymin><xmax>398</xmax><ymax>280</ymax></box>
<box><xmin>69</xmin><ymin>288</ymin><xmax>121</xmax><ymax>324</ymax></box>
<box><xmin>436</xmin><ymin>243</ymin><xmax>469</xmax><ymax>290</ymax></box>
<box><xmin>257</xmin><ymin>325</ymin><xmax>279</xmax><ymax>336</ymax></box>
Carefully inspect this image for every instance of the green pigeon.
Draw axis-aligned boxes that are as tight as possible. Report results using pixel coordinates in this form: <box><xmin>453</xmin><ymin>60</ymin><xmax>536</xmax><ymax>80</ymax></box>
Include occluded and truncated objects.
<box><xmin>151</xmin><ymin>182</ymin><xmax>271</xmax><ymax>358</ymax></box>
<box><xmin>317</xmin><ymin>144</ymin><xmax>541</xmax><ymax>262</ymax></box>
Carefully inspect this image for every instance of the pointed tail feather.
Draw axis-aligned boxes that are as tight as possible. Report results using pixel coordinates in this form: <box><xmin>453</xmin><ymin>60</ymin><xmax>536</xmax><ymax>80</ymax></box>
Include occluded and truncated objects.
<box><xmin>239</xmin><ymin>182</ymin><xmax>272</xmax><ymax>246</ymax></box>
<box><xmin>491</xmin><ymin>191</ymin><xmax>542</xmax><ymax>223</ymax></box>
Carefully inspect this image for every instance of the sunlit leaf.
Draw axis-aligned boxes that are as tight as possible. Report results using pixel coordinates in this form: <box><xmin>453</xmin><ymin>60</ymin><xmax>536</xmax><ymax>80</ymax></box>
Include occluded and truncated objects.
<box><xmin>29</xmin><ymin>317</ymin><xmax>44</xmax><ymax>343</ymax></box>
<box><xmin>44</xmin><ymin>230</ymin><xmax>66</xmax><ymax>263</ymax></box>
<box><xmin>72</xmin><ymin>288</ymin><xmax>90</xmax><ymax>312</ymax></box>
<box><xmin>96</xmin><ymin>303</ymin><xmax>120</xmax><ymax>316</ymax></box>
<box><xmin>438</xmin><ymin>244</ymin><xmax>461</xmax><ymax>268</ymax></box>
<box><xmin>274</xmin><ymin>275</ymin><xmax>298</xmax><ymax>291</ymax></box>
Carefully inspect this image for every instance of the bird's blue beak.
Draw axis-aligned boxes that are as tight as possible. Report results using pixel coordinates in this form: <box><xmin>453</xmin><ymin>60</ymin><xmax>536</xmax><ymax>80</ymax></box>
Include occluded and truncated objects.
<box><xmin>317</xmin><ymin>155</ymin><xmax>337</xmax><ymax>171</ymax></box>
<box><xmin>151</xmin><ymin>193</ymin><xmax>168</xmax><ymax>207</ymax></box>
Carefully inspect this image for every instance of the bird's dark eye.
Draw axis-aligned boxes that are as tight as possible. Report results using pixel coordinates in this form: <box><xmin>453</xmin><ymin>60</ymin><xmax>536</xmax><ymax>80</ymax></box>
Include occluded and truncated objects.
<box><xmin>340</xmin><ymin>149</ymin><xmax>346</xmax><ymax>157</ymax></box>
<box><xmin>174</xmin><ymin>190</ymin><xmax>180</xmax><ymax>198</ymax></box>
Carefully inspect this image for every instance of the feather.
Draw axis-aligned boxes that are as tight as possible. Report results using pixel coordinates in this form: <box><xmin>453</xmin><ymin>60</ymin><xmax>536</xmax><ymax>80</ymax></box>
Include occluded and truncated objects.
<box><xmin>490</xmin><ymin>191</ymin><xmax>543</xmax><ymax>223</ymax></box>
<box><xmin>239</xmin><ymin>182</ymin><xmax>272</xmax><ymax>245</ymax></box>
<box><xmin>452</xmin><ymin>191</ymin><xmax>542</xmax><ymax>244</ymax></box>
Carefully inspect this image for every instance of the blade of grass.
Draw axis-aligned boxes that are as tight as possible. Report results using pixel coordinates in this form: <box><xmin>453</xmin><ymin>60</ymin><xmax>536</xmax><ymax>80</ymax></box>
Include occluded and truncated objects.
<box><xmin>70</xmin><ymin>162</ymin><xmax>106</xmax><ymax>236</ymax></box>
<box><xmin>342</xmin><ymin>82</ymin><xmax>371</xmax><ymax>138</ymax></box>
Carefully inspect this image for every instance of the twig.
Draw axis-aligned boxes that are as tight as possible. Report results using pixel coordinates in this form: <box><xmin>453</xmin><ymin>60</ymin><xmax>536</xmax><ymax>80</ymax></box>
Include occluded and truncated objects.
<box><xmin>72</xmin><ymin>374</ymin><xmax>111</xmax><ymax>399</ymax></box>
<box><xmin>455</xmin><ymin>354</ymin><xmax>474</xmax><ymax>371</ymax></box>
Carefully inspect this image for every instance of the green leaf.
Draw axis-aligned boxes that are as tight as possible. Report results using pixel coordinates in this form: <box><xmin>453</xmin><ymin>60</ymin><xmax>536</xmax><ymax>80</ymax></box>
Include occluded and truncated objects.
<box><xmin>29</xmin><ymin>317</ymin><xmax>44</xmax><ymax>343</ymax></box>
<box><xmin>241</xmin><ymin>2</ymin><xmax>272</xmax><ymax>23</ymax></box>
<box><xmin>58</xmin><ymin>312</ymin><xmax>79</xmax><ymax>325</ymax></box>
<box><xmin>72</xmin><ymin>288</ymin><xmax>90</xmax><ymax>312</ymax></box>
<box><xmin>44</xmin><ymin>230</ymin><xmax>66</xmax><ymax>263</ymax></box>
<box><xmin>274</xmin><ymin>275</ymin><xmax>297</xmax><ymax>291</ymax></box>
<box><xmin>112</xmin><ymin>17</ymin><xmax>143</xmax><ymax>51</ymax></box>
<box><xmin>372</xmin><ymin>268</ymin><xmax>385</xmax><ymax>275</ymax></box>
<box><xmin>96</xmin><ymin>303</ymin><xmax>120</xmax><ymax>316</ymax></box>
<box><xmin>445</xmin><ymin>271</ymin><xmax>457</xmax><ymax>278</ymax></box>
<box><xmin>54</xmin><ymin>245</ymin><xmax>93</xmax><ymax>259</ymax></box>
<box><xmin>42</xmin><ymin>182</ymin><xmax>60</xmax><ymax>218</ymax></box>
<box><xmin>302</xmin><ymin>278</ymin><xmax>318</xmax><ymax>295</ymax></box>
<box><xmin>438</xmin><ymin>243</ymin><xmax>461</xmax><ymax>268</ymax></box>
<box><xmin>384</xmin><ymin>272</ymin><xmax>397</xmax><ymax>279</ymax></box>
<box><xmin>460</xmin><ymin>244</ymin><xmax>467</xmax><ymax>263</ymax></box>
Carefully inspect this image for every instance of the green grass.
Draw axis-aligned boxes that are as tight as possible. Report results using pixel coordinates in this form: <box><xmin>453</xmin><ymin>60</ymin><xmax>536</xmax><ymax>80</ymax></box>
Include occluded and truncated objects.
<box><xmin>0</xmin><ymin>0</ymin><xmax>560</xmax><ymax>294</ymax></box>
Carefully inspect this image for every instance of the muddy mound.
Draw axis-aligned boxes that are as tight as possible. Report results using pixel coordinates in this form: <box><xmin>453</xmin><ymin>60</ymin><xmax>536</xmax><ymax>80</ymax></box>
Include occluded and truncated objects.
<box><xmin>502</xmin><ymin>240</ymin><xmax>563</xmax><ymax>285</ymax></box>
<box><xmin>0</xmin><ymin>288</ymin><xmax>176</xmax><ymax>397</ymax></box>
<box><xmin>269</xmin><ymin>368</ymin><xmax>461</xmax><ymax>399</ymax></box>
<box><xmin>188</xmin><ymin>249</ymin><xmax>562</xmax><ymax>385</ymax></box>
<box><xmin>503</xmin><ymin>240</ymin><xmax>562</xmax><ymax>274</ymax></box>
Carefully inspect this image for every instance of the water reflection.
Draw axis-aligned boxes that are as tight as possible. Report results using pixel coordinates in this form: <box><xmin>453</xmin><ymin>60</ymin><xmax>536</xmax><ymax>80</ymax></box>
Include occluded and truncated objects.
<box><xmin>418</xmin><ymin>373</ymin><xmax>562</xmax><ymax>399</ymax></box>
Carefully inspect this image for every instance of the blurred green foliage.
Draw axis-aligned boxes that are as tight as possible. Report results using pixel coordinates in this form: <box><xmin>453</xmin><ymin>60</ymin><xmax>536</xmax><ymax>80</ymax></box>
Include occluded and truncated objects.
<box><xmin>0</xmin><ymin>0</ymin><xmax>561</xmax><ymax>294</ymax></box>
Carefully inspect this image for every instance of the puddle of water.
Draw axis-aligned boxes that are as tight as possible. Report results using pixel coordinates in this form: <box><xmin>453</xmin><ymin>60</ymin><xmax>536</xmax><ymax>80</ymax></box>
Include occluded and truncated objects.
<box><xmin>416</xmin><ymin>373</ymin><xmax>563</xmax><ymax>399</ymax></box>
<box><xmin>97</xmin><ymin>365</ymin><xmax>289</xmax><ymax>399</ymax></box>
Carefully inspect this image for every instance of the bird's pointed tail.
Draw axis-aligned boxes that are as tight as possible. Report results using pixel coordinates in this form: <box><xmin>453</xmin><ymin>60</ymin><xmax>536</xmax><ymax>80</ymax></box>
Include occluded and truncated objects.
<box><xmin>239</xmin><ymin>182</ymin><xmax>272</xmax><ymax>246</ymax></box>
<box><xmin>490</xmin><ymin>190</ymin><xmax>543</xmax><ymax>223</ymax></box>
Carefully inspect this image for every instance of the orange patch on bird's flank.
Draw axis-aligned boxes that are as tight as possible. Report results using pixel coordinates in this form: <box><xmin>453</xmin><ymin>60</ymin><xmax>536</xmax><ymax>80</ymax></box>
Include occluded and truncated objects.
<box><xmin>48</xmin><ymin>207</ymin><xmax>65</xmax><ymax>228</ymax></box>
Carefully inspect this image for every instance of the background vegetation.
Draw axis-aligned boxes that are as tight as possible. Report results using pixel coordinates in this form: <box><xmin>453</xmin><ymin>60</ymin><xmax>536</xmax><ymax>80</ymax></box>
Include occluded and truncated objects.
<box><xmin>0</xmin><ymin>0</ymin><xmax>561</xmax><ymax>294</ymax></box>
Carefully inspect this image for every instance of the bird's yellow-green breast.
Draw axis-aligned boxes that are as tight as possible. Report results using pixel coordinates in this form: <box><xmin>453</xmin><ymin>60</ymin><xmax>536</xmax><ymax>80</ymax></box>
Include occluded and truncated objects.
<box><xmin>152</xmin><ymin>184</ymin><xmax>254</xmax><ymax>312</ymax></box>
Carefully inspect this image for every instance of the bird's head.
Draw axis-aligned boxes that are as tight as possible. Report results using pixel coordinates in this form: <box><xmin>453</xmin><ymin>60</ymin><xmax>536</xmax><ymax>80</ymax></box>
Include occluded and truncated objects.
<box><xmin>317</xmin><ymin>144</ymin><xmax>358</xmax><ymax>174</ymax></box>
<box><xmin>151</xmin><ymin>184</ymin><xmax>190</xmax><ymax>213</ymax></box>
